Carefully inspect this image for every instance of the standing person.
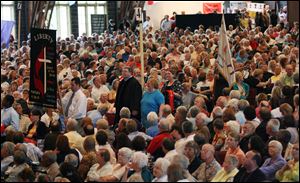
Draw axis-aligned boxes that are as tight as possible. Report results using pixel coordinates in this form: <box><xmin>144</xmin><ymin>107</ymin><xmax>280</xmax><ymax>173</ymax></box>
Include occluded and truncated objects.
<box><xmin>160</xmin><ymin>15</ymin><xmax>173</xmax><ymax>32</ymax></box>
<box><xmin>140</xmin><ymin>78</ymin><xmax>165</xmax><ymax>129</ymax></box>
<box><xmin>61</xmin><ymin>77</ymin><xmax>87</xmax><ymax>135</ymax></box>
<box><xmin>1</xmin><ymin>95</ymin><xmax>20</xmax><ymax>132</ymax></box>
<box><xmin>114</xmin><ymin>67</ymin><xmax>142</xmax><ymax>127</ymax></box>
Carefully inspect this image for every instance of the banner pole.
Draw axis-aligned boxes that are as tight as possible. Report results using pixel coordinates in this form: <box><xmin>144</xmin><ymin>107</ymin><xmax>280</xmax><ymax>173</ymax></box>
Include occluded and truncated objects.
<box><xmin>17</xmin><ymin>2</ymin><xmax>22</xmax><ymax>49</ymax></box>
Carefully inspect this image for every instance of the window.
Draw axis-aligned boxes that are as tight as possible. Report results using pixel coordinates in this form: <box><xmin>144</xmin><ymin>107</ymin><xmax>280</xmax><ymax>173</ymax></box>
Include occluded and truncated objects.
<box><xmin>1</xmin><ymin>1</ymin><xmax>15</xmax><ymax>38</ymax></box>
<box><xmin>78</xmin><ymin>1</ymin><xmax>107</xmax><ymax>36</ymax></box>
<box><xmin>49</xmin><ymin>2</ymin><xmax>71</xmax><ymax>39</ymax></box>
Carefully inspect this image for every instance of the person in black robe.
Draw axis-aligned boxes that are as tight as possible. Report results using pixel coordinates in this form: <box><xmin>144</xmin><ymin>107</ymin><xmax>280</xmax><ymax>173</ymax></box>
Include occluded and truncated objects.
<box><xmin>114</xmin><ymin>66</ymin><xmax>142</xmax><ymax>127</ymax></box>
<box><xmin>213</xmin><ymin>69</ymin><xmax>229</xmax><ymax>103</ymax></box>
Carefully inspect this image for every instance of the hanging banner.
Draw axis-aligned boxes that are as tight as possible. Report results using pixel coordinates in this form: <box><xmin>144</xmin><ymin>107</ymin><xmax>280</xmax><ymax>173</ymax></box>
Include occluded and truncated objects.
<box><xmin>203</xmin><ymin>3</ymin><xmax>222</xmax><ymax>14</ymax></box>
<box><xmin>30</xmin><ymin>28</ymin><xmax>57</xmax><ymax>108</ymax></box>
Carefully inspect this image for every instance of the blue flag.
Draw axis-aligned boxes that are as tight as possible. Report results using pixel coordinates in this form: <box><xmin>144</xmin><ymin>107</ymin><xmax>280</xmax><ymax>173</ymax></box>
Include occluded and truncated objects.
<box><xmin>1</xmin><ymin>20</ymin><xmax>15</xmax><ymax>48</ymax></box>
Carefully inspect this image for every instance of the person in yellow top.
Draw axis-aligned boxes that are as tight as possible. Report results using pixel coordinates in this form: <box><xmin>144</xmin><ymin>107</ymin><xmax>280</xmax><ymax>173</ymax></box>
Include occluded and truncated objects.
<box><xmin>270</xmin><ymin>65</ymin><xmax>282</xmax><ymax>84</ymax></box>
<box><xmin>276</xmin><ymin>143</ymin><xmax>299</xmax><ymax>182</ymax></box>
<box><xmin>211</xmin><ymin>154</ymin><xmax>239</xmax><ymax>182</ymax></box>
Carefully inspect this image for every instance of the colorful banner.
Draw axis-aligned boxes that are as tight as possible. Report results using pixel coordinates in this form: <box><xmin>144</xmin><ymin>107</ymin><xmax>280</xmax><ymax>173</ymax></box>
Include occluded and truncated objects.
<box><xmin>203</xmin><ymin>3</ymin><xmax>222</xmax><ymax>14</ymax></box>
<box><xmin>217</xmin><ymin>14</ymin><xmax>236</xmax><ymax>86</ymax></box>
<box><xmin>1</xmin><ymin>20</ymin><xmax>15</xmax><ymax>48</ymax></box>
<box><xmin>30</xmin><ymin>28</ymin><xmax>57</xmax><ymax>108</ymax></box>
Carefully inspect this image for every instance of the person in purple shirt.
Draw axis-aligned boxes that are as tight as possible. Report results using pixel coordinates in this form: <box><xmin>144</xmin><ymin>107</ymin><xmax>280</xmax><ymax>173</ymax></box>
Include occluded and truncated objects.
<box><xmin>260</xmin><ymin>140</ymin><xmax>287</xmax><ymax>181</ymax></box>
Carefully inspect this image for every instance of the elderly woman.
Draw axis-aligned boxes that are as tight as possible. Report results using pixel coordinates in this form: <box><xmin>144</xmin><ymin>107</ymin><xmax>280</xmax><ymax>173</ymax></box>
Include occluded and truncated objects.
<box><xmin>141</xmin><ymin>78</ymin><xmax>165</xmax><ymax>129</ymax></box>
<box><xmin>232</xmin><ymin>71</ymin><xmax>249</xmax><ymax>99</ymax></box>
<box><xmin>260</xmin><ymin>140</ymin><xmax>287</xmax><ymax>181</ymax></box>
<box><xmin>152</xmin><ymin>158</ymin><xmax>171</xmax><ymax>182</ymax></box>
<box><xmin>145</xmin><ymin>112</ymin><xmax>159</xmax><ymax>137</ymax></box>
<box><xmin>86</xmin><ymin>148</ymin><xmax>113</xmax><ymax>181</ymax></box>
<box><xmin>276</xmin><ymin>143</ymin><xmax>299</xmax><ymax>182</ymax></box>
<box><xmin>122</xmin><ymin>151</ymin><xmax>153</xmax><ymax>182</ymax></box>
<box><xmin>211</xmin><ymin>154</ymin><xmax>239</xmax><ymax>182</ymax></box>
<box><xmin>99</xmin><ymin>147</ymin><xmax>133</xmax><ymax>182</ymax></box>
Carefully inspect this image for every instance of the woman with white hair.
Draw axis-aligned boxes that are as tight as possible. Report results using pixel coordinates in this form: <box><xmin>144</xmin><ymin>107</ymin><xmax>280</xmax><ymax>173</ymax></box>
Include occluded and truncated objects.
<box><xmin>122</xmin><ymin>151</ymin><xmax>153</xmax><ymax>182</ymax></box>
<box><xmin>146</xmin><ymin>112</ymin><xmax>159</xmax><ymax>137</ymax></box>
<box><xmin>152</xmin><ymin>158</ymin><xmax>170</xmax><ymax>182</ymax></box>
<box><xmin>260</xmin><ymin>140</ymin><xmax>287</xmax><ymax>181</ymax></box>
<box><xmin>99</xmin><ymin>147</ymin><xmax>133</xmax><ymax>182</ymax></box>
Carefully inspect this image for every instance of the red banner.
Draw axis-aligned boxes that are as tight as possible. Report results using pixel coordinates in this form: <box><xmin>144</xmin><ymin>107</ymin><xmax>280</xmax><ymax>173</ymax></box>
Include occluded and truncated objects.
<box><xmin>203</xmin><ymin>3</ymin><xmax>222</xmax><ymax>14</ymax></box>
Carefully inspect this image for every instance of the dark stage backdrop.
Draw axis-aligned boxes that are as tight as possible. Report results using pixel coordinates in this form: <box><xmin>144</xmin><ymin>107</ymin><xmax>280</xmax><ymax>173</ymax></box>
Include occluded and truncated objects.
<box><xmin>176</xmin><ymin>14</ymin><xmax>238</xmax><ymax>31</ymax></box>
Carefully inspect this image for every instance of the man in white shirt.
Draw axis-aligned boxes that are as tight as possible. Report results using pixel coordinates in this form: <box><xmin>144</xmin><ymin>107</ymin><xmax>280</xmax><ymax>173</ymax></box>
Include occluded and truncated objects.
<box><xmin>91</xmin><ymin>75</ymin><xmax>109</xmax><ymax>103</ymax></box>
<box><xmin>62</xmin><ymin>77</ymin><xmax>87</xmax><ymax>135</ymax></box>
<box><xmin>143</xmin><ymin>16</ymin><xmax>153</xmax><ymax>31</ymax></box>
<box><xmin>62</xmin><ymin>77</ymin><xmax>87</xmax><ymax>120</ymax></box>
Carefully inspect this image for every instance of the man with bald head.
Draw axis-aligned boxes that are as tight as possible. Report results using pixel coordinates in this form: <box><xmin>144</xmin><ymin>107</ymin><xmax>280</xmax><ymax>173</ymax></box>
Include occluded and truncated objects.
<box><xmin>280</xmin><ymin>64</ymin><xmax>295</xmax><ymax>86</ymax></box>
<box><xmin>193</xmin><ymin>144</ymin><xmax>221</xmax><ymax>181</ymax></box>
<box><xmin>234</xmin><ymin>150</ymin><xmax>266</xmax><ymax>182</ymax></box>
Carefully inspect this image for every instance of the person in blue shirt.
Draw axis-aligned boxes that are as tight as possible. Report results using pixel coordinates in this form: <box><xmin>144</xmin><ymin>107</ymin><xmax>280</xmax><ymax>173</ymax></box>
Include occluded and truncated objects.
<box><xmin>145</xmin><ymin>112</ymin><xmax>159</xmax><ymax>137</ymax></box>
<box><xmin>141</xmin><ymin>78</ymin><xmax>165</xmax><ymax>129</ymax></box>
<box><xmin>1</xmin><ymin>94</ymin><xmax>19</xmax><ymax>132</ymax></box>
<box><xmin>236</xmin><ymin>49</ymin><xmax>249</xmax><ymax>64</ymax></box>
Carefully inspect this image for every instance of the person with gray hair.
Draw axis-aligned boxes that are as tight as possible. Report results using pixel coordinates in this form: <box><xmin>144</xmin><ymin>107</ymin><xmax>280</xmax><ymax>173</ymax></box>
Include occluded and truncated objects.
<box><xmin>147</xmin><ymin>118</ymin><xmax>171</xmax><ymax>160</ymax></box>
<box><xmin>119</xmin><ymin>107</ymin><xmax>131</xmax><ymax>119</ymax></box>
<box><xmin>145</xmin><ymin>112</ymin><xmax>159</xmax><ymax>138</ymax></box>
<box><xmin>193</xmin><ymin>144</ymin><xmax>221</xmax><ymax>181</ymax></box>
<box><xmin>152</xmin><ymin>158</ymin><xmax>171</xmax><ymax>182</ymax></box>
<box><xmin>5</xmin><ymin>150</ymin><xmax>29</xmax><ymax>182</ymax></box>
<box><xmin>64</xmin><ymin>153</ymin><xmax>79</xmax><ymax>168</ymax></box>
<box><xmin>187</xmin><ymin>105</ymin><xmax>200</xmax><ymax>130</ymax></box>
<box><xmin>40</xmin><ymin>150</ymin><xmax>60</xmax><ymax>181</ymax></box>
<box><xmin>175</xmin><ymin>106</ymin><xmax>188</xmax><ymax>126</ymax></box>
<box><xmin>64</xmin><ymin>118</ymin><xmax>85</xmax><ymax>155</ymax></box>
<box><xmin>235</xmin><ymin>99</ymin><xmax>250</xmax><ymax>125</ymax></box>
<box><xmin>211</xmin><ymin>154</ymin><xmax>239</xmax><ymax>182</ymax></box>
<box><xmin>99</xmin><ymin>147</ymin><xmax>133</xmax><ymax>182</ymax></box>
<box><xmin>266</xmin><ymin>119</ymin><xmax>281</xmax><ymax>141</ymax></box>
<box><xmin>122</xmin><ymin>151</ymin><xmax>153</xmax><ymax>182</ymax></box>
<box><xmin>1</xmin><ymin>142</ymin><xmax>15</xmax><ymax>174</ymax></box>
<box><xmin>172</xmin><ymin>154</ymin><xmax>197</xmax><ymax>182</ymax></box>
<box><xmin>260</xmin><ymin>140</ymin><xmax>287</xmax><ymax>181</ymax></box>
<box><xmin>229</xmin><ymin>90</ymin><xmax>241</xmax><ymax>100</ymax></box>
<box><xmin>96</xmin><ymin>118</ymin><xmax>115</xmax><ymax>145</ymax></box>
<box><xmin>86</xmin><ymin>148</ymin><xmax>113</xmax><ymax>181</ymax></box>
<box><xmin>159</xmin><ymin>104</ymin><xmax>175</xmax><ymax>128</ymax></box>
<box><xmin>195</xmin><ymin>112</ymin><xmax>211</xmax><ymax>143</ymax></box>
<box><xmin>211</xmin><ymin>106</ymin><xmax>223</xmax><ymax>119</ymax></box>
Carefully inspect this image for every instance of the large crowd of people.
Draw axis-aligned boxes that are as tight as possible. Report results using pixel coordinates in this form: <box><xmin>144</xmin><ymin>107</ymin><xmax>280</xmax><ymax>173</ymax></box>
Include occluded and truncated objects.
<box><xmin>1</xmin><ymin>7</ymin><xmax>299</xmax><ymax>182</ymax></box>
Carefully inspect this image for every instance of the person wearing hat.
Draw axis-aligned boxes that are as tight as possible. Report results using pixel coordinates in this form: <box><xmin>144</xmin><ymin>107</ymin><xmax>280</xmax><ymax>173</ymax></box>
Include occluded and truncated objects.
<box><xmin>1</xmin><ymin>94</ymin><xmax>20</xmax><ymax>132</ymax></box>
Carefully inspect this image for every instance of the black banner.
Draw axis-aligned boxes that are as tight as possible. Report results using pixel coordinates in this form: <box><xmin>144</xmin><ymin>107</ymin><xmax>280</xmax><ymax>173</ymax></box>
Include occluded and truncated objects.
<box><xmin>29</xmin><ymin>28</ymin><xmax>57</xmax><ymax>108</ymax></box>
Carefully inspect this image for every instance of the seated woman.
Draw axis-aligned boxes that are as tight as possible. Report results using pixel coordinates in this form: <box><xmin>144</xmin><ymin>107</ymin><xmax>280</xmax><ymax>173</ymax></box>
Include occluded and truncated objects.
<box><xmin>152</xmin><ymin>158</ymin><xmax>171</xmax><ymax>182</ymax></box>
<box><xmin>122</xmin><ymin>151</ymin><xmax>153</xmax><ymax>182</ymax></box>
<box><xmin>99</xmin><ymin>147</ymin><xmax>133</xmax><ymax>182</ymax></box>
<box><xmin>232</xmin><ymin>71</ymin><xmax>250</xmax><ymax>99</ymax></box>
<box><xmin>211</xmin><ymin>154</ymin><xmax>240</xmax><ymax>182</ymax></box>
